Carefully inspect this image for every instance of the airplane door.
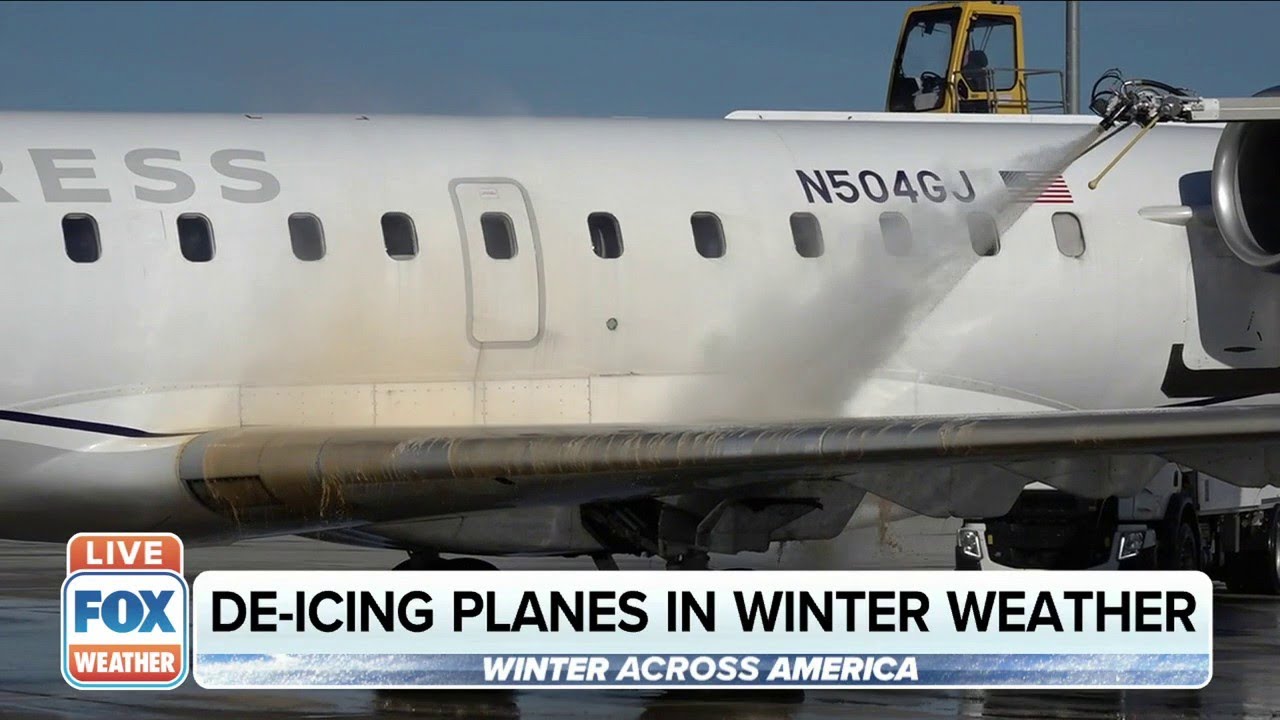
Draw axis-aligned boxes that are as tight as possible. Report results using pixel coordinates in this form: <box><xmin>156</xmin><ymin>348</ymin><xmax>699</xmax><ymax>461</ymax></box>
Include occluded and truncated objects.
<box><xmin>451</xmin><ymin>180</ymin><xmax>543</xmax><ymax>344</ymax></box>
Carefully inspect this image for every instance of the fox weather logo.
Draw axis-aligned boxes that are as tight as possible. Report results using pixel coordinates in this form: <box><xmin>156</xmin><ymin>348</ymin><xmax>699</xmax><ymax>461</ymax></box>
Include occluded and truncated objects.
<box><xmin>60</xmin><ymin>533</ymin><xmax>189</xmax><ymax>690</ymax></box>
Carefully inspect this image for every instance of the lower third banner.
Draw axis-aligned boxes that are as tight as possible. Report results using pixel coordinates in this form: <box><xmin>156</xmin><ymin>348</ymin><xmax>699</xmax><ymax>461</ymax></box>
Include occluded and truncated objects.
<box><xmin>192</xmin><ymin>570</ymin><xmax>1212</xmax><ymax>690</ymax></box>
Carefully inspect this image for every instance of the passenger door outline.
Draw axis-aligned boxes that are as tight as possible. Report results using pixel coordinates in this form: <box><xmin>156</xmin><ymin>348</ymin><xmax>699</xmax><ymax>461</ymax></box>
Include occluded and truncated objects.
<box><xmin>450</xmin><ymin>178</ymin><xmax>545</xmax><ymax>347</ymax></box>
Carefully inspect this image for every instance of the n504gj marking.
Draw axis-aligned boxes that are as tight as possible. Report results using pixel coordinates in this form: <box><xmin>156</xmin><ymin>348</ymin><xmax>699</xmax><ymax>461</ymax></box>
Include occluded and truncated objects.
<box><xmin>796</xmin><ymin>169</ymin><xmax>978</xmax><ymax>205</ymax></box>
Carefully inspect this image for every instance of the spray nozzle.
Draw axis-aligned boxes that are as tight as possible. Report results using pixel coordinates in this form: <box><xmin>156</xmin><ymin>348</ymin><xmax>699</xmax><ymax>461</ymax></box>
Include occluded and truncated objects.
<box><xmin>1077</xmin><ymin>70</ymin><xmax>1203</xmax><ymax>189</ymax></box>
<box><xmin>1090</xmin><ymin>68</ymin><xmax>1198</xmax><ymax>129</ymax></box>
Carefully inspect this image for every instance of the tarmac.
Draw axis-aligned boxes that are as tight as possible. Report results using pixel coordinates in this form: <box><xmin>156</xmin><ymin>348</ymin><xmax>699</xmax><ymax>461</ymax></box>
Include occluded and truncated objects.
<box><xmin>2</xmin><ymin>526</ymin><xmax>1279</xmax><ymax>719</ymax></box>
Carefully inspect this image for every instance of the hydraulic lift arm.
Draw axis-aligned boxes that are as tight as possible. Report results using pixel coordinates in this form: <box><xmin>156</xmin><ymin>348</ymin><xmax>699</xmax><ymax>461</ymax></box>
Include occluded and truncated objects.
<box><xmin>1177</xmin><ymin>97</ymin><xmax>1280</xmax><ymax>123</ymax></box>
<box><xmin>1083</xmin><ymin>70</ymin><xmax>1280</xmax><ymax>188</ymax></box>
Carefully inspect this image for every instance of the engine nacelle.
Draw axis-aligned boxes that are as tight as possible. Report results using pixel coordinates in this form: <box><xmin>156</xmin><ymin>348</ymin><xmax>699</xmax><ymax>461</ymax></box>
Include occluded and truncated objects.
<box><xmin>1213</xmin><ymin>119</ymin><xmax>1280</xmax><ymax>272</ymax></box>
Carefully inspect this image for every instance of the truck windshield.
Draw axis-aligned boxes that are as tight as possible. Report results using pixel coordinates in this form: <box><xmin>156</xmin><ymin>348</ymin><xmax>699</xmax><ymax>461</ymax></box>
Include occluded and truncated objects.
<box><xmin>890</xmin><ymin>8</ymin><xmax>960</xmax><ymax>111</ymax></box>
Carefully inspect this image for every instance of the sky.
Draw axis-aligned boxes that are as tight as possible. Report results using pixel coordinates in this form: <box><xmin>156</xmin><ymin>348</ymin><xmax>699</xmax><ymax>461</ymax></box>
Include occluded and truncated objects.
<box><xmin>0</xmin><ymin>1</ymin><xmax>1273</xmax><ymax>117</ymax></box>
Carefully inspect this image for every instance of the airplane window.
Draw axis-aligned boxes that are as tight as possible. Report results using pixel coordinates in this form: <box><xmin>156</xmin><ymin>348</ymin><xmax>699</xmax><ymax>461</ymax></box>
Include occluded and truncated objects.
<box><xmin>61</xmin><ymin>214</ymin><xmax>100</xmax><ymax>263</ymax></box>
<box><xmin>1052</xmin><ymin>212</ymin><xmax>1085</xmax><ymax>258</ymax></box>
<box><xmin>288</xmin><ymin>213</ymin><xmax>326</xmax><ymax>261</ymax></box>
<box><xmin>879</xmin><ymin>212</ymin><xmax>912</xmax><ymax>256</ymax></box>
<box><xmin>481</xmin><ymin>212</ymin><xmax>517</xmax><ymax>260</ymax></box>
<box><xmin>381</xmin><ymin>212</ymin><xmax>418</xmax><ymax>260</ymax></box>
<box><xmin>790</xmin><ymin>212</ymin><xmax>824</xmax><ymax>258</ymax></box>
<box><xmin>691</xmin><ymin>212</ymin><xmax>725</xmax><ymax>258</ymax></box>
<box><xmin>177</xmin><ymin>213</ymin><xmax>215</xmax><ymax>263</ymax></box>
<box><xmin>588</xmin><ymin>212</ymin><xmax>623</xmax><ymax>259</ymax></box>
<box><xmin>967</xmin><ymin>212</ymin><xmax>1000</xmax><ymax>257</ymax></box>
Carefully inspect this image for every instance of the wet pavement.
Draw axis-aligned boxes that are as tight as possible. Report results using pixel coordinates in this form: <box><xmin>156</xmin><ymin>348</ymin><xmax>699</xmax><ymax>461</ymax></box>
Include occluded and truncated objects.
<box><xmin>2</xmin><ymin>535</ymin><xmax>1278</xmax><ymax>719</ymax></box>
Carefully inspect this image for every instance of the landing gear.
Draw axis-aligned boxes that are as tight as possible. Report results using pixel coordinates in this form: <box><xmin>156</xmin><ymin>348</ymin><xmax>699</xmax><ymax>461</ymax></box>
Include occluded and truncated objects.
<box><xmin>393</xmin><ymin>552</ymin><xmax>498</xmax><ymax>571</ymax></box>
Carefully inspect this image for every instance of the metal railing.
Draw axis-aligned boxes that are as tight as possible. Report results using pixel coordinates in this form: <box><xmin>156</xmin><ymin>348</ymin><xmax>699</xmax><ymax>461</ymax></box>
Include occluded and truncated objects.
<box><xmin>948</xmin><ymin>67</ymin><xmax>1067</xmax><ymax>114</ymax></box>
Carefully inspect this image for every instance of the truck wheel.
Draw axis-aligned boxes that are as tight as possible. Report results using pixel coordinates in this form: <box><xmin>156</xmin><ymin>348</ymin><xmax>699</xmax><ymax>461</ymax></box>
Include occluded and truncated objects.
<box><xmin>1259</xmin><ymin>507</ymin><xmax>1280</xmax><ymax>595</ymax></box>
<box><xmin>1160</xmin><ymin>513</ymin><xmax>1200</xmax><ymax>571</ymax></box>
<box><xmin>1174</xmin><ymin>521</ymin><xmax>1200</xmax><ymax>570</ymax></box>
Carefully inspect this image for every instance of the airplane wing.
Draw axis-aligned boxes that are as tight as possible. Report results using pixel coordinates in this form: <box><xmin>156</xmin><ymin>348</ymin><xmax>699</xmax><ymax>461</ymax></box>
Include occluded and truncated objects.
<box><xmin>179</xmin><ymin>404</ymin><xmax>1280</xmax><ymax>541</ymax></box>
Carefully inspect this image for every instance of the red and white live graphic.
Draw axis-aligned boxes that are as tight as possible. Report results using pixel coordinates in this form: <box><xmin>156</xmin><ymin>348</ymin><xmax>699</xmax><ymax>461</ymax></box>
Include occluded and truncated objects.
<box><xmin>61</xmin><ymin>533</ymin><xmax>189</xmax><ymax>689</ymax></box>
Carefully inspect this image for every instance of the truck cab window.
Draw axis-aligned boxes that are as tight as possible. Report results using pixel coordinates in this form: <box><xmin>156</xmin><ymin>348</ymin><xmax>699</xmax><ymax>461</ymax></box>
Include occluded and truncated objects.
<box><xmin>888</xmin><ymin>8</ymin><xmax>960</xmax><ymax>112</ymax></box>
<box><xmin>964</xmin><ymin>15</ymin><xmax>1016</xmax><ymax>94</ymax></box>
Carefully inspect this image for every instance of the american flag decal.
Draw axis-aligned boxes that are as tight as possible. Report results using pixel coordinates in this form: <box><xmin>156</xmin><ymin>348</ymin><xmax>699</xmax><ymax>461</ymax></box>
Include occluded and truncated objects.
<box><xmin>999</xmin><ymin>170</ymin><xmax>1074</xmax><ymax>204</ymax></box>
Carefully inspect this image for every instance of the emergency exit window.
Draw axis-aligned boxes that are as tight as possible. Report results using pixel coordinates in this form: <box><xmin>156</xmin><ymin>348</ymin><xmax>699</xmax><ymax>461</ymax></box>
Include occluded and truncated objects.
<box><xmin>1052</xmin><ymin>212</ymin><xmax>1085</xmax><ymax>258</ymax></box>
<box><xmin>481</xmin><ymin>212</ymin><xmax>518</xmax><ymax>260</ymax></box>
<box><xmin>62</xmin><ymin>214</ymin><xmax>100</xmax><ymax>263</ymax></box>
<box><xmin>790</xmin><ymin>212</ymin><xmax>824</xmax><ymax>258</ymax></box>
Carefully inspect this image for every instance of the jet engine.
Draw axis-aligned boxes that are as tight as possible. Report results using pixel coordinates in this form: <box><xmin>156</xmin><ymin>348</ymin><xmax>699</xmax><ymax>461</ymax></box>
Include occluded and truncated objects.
<box><xmin>1211</xmin><ymin>116</ymin><xmax>1280</xmax><ymax>272</ymax></box>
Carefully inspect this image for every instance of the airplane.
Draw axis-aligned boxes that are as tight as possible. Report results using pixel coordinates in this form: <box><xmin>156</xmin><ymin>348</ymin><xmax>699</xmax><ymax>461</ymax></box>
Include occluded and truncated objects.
<box><xmin>5</xmin><ymin>3</ymin><xmax>1280</xmax><ymax>577</ymax></box>
<box><xmin>3</xmin><ymin>84</ymin><xmax>1280</xmax><ymax>570</ymax></box>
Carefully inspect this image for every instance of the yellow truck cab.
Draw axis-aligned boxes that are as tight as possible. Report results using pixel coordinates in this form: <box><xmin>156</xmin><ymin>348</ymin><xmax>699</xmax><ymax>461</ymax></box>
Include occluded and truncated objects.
<box><xmin>886</xmin><ymin>1</ymin><xmax>1063</xmax><ymax>114</ymax></box>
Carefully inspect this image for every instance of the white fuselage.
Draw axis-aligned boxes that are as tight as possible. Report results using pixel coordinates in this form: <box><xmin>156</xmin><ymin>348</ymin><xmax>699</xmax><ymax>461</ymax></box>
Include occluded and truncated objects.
<box><xmin>0</xmin><ymin>110</ymin><xmax>1256</xmax><ymax>548</ymax></box>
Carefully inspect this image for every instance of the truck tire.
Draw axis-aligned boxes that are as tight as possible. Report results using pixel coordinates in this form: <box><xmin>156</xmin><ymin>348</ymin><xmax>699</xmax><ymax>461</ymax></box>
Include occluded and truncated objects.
<box><xmin>1259</xmin><ymin>507</ymin><xmax>1280</xmax><ymax>595</ymax></box>
<box><xmin>1170</xmin><ymin>521</ymin><xmax>1200</xmax><ymax>571</ymax></box>
<box><xmin>1159</xmin><ymin>503</ymin><xmax>1200</xmax><ymax>571</ymax></box>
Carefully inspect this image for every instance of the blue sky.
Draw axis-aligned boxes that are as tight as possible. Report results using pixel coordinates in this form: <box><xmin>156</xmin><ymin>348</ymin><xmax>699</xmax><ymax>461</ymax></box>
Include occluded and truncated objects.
<box><xmin>0</xmin><ymin>1</ymin><xmax>1273</xmax><ymax>116</ymax></box>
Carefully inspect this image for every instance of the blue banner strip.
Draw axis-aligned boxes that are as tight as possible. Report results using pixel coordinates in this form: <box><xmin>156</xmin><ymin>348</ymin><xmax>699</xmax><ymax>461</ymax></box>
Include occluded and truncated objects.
<box><xmin>195</xmin><ymin>653</ymin><xmax>1210</xmax><ymax>688</ymax></box>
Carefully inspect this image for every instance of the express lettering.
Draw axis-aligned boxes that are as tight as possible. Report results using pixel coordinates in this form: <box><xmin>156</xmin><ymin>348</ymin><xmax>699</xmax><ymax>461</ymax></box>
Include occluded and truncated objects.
<box><xmin>0</xmin><ymin>148</ymin><xmax>280</xmax><ymax>204</ymax></box>
<box><xmin>796</xmin><ymin>169</ymin><xmax>976</xmax><ymax>205</ymax></box>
